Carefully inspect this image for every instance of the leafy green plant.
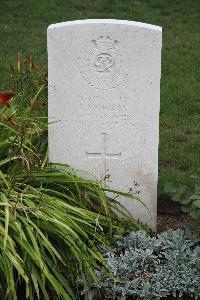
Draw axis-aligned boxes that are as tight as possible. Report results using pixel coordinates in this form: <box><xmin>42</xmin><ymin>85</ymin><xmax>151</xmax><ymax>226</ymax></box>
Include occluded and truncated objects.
<box><xmin>164</xmin><ymin>177</ymin><xmax>200</xmax><ymax>233</ymax></box>
<box><xmin>0</xmin><ymin>51</ymin><xmax>48</xmax><ymax>175</ymax></box>
<box><xmin>0</xmin><ymin>54</ymin><xmax>144</xmax><ymax>299</ymax></box>
<box><xmin>82</xmin><ymin>229</ymin><xmax>200</xmax><ymax>300</ymax></box>
<box><xmin>0</xmin><ymin>165</ymin><xmax>143</xmax><ymax>299</ymax></box>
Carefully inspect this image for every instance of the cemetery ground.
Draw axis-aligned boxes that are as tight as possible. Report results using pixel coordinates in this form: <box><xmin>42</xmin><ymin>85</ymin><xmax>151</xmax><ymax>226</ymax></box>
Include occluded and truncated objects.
<box><xmin>0</xmin><ymin>1</ymin><xmax>199</xmax><ymax>300</ymax></box>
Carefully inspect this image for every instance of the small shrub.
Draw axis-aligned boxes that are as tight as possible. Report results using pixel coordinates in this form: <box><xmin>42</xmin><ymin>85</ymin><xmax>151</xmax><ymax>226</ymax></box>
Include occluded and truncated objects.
<box><xmin>82</xmin><ymin>229</ymin><xmax>200</xmax><ymax>299</ymax></box>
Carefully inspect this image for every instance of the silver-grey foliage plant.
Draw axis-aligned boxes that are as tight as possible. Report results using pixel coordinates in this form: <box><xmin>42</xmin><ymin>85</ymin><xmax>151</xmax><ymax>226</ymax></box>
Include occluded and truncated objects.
<box><xmin>84</xmin><ymin>229</ymin><xmax>200</xmax><ymax>300</ymax></box>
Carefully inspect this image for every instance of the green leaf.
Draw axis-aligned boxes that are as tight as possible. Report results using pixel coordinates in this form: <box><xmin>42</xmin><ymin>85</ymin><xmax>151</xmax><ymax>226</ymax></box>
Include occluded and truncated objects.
<box><xmin>193</xmin><ymin>199</ymin><xmax>200</xmax><ymax>208</ymax></box>
<box><xmin>190</xmin><ymin>210</ymin><xmax>200</xmax><ymax>219</ymax></box>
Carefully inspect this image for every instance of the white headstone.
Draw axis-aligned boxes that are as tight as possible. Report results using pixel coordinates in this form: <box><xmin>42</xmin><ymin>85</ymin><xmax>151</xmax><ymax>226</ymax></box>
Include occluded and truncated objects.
<box><xmin>48</xmin><ymin>19</ymin><xmax>162</xmax><ymax>230</ymax></box>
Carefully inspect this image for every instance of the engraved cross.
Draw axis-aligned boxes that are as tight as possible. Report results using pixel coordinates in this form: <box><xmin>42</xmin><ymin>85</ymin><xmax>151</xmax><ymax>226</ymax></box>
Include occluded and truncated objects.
<box><xmin>86</xmin><ymin>133</ymin><xmax>121</xmax><ymax>173</ymax></box>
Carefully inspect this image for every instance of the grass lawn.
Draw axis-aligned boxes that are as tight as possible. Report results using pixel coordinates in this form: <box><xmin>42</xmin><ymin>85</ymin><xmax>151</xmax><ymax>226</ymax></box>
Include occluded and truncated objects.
<box><xmin>0</xmin><ymin>0</ymin><xmax>199</xmax><ymax>200</ymax></box>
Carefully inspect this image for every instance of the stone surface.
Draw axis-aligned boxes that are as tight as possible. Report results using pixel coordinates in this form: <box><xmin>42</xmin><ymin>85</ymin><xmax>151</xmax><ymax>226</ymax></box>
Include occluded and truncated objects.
<box><xmin>48</xmin><ymin>19</ymin><xmax>162</xmax><ymax>230</ymax></box>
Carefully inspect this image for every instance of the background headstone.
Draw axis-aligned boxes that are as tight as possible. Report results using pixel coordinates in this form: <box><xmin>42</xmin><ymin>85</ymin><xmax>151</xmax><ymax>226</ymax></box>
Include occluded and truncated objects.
<box><xmin>48</xmin><ymin>19</ymin><xmax>162</xmax><ymax>230</ymax></box>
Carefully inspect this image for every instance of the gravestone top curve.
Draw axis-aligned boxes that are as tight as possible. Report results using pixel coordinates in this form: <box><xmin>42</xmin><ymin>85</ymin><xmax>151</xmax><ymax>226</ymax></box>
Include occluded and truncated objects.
<box><xmin>48</xmin><ymin>19</ymin><xmax>162</xmax><ymax>31</ymax></box>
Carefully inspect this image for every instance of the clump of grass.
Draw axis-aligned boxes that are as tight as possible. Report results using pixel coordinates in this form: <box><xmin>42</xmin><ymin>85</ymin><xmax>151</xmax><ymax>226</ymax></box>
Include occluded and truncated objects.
<box><xmin>1</xmin><ymin>167</ymin><xmax>128</xmax><ymax>299</ymax></box>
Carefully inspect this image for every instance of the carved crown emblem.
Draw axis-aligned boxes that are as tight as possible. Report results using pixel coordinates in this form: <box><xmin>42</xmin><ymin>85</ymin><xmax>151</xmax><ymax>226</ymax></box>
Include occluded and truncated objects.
<box><xmin>96</xmin><ymin>35</ymin><xmax>114</xmax><ymax>49</ymax></box>
<box><xmin>79</xmin><ymin>34</ymin><xmax>129</xmax><ymax>90</ymax></box>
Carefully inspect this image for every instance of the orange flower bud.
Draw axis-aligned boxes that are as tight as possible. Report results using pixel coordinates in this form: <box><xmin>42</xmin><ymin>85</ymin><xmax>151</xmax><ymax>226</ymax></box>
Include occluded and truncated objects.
<box><xmin>5</xmin><ymin>116</ymin><xmax>17</xmax><ymax>126</ymax></box>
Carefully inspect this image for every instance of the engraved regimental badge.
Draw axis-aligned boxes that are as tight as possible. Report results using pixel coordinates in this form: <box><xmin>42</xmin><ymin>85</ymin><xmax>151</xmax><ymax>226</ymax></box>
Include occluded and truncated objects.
<box><xmin>79</xmin><ymin>35</ymin><xmax>129</xmax><ymax>90</ymax></box>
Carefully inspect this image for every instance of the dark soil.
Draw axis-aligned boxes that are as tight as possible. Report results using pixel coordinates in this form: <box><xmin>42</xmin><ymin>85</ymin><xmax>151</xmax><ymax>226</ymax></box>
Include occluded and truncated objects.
<box><xmin>157</xmin><ymin>199</ymin><xmax>193</xmax><ymax>232</ymax></box>
<box><xmin>157</xmin><ymin>214</ymin><xmax>192</xmax><ymax>232</ymax></box>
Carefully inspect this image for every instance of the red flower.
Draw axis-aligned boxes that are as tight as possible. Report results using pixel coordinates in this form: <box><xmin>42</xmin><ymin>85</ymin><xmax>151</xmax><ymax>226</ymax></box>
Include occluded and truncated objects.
<box><xmin>0</xmin><ymin>92</ymin><xmax>14</xmax><ymax>108</ymax></box>
<box><xmin>27</xmin><ymin>51</ymin><xmax>42</xmax><ymax>73</ymax></box>
<box><xmin>5</xmin><ymin>116</ymin><xmax>17</xmax><ymax>126</ymax></box>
